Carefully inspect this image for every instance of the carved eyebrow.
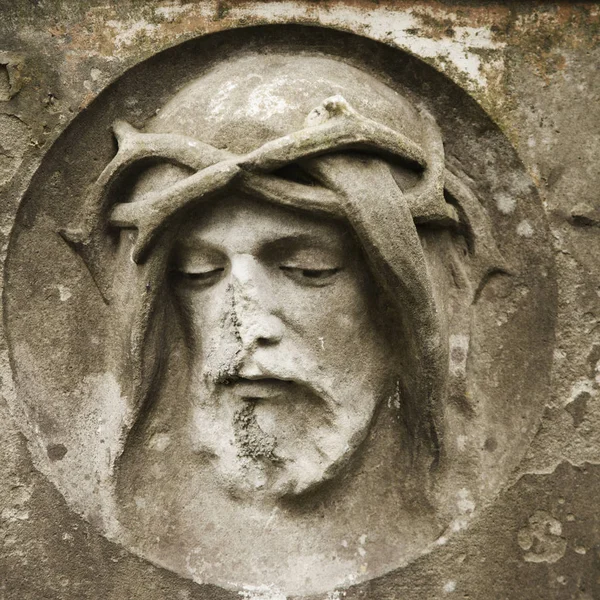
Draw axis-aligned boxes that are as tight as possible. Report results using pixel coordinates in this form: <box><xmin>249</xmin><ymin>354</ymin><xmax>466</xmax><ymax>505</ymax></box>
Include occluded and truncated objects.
<box><xmin>259</xmin><ymin>233</ymin><xmax>350</xmax><ymax>259</ymax></box>
<box><xmin>171</xmin><ymin>228</ymin><xmax>350</xmax><ymax>264</ymax></box>
<box><xmin>170</xmin><ymin>239</ymin><xmax>225</xmax><ymax>266</ymax></box>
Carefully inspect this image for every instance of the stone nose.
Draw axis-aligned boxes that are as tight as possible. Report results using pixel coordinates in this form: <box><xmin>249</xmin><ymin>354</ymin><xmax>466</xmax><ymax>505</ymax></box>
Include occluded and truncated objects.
<box><xmin>230</xmin><ymin>254</ymin><xmax>285</xmax><ymax>349</ymax></box>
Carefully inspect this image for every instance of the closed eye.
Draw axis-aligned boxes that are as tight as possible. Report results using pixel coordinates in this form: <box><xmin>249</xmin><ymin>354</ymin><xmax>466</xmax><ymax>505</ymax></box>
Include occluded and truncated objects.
<box><xmin>173</xmin><ymin>267</ymin><xmax>225</xmax><ymax>284</ymax></box>
<box><xmin>280</xmin><ymin>266</ymin><xmax>342</xmax><ymax>286</ymax></box>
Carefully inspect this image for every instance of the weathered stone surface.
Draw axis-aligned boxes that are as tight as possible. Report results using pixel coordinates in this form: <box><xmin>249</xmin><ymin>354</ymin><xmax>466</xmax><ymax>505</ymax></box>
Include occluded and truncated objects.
<box><xmin>0</xmin><ymin>2</ymin><xmax>598</xmax><ymax>599</ymax></box>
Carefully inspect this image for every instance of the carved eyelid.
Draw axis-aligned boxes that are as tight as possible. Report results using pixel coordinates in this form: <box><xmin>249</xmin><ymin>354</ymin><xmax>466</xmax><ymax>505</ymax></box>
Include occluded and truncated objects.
<box><xmin>170</xmin><ymin>240</ymin><xmax>227</xmax><ymax>271</ymax></box>
<box><xmin>175</xmin><ymin>266</ymin><xmax>224</xmax><ymax>275</ymax></box>
<box><xmin>279</xmin><ymin>265</ymin><xmax>342</xmax><ymax>286</ymax></box>
<box><xmin>279</xmin><ymin>262</ymin><xmax>342</xmax><ymax>273</ymax></box>
<box><xmin>280</xmin><ymin>266</ymin><xmax>342</xmax><ymax>274</ymax></box>
<box><xmin>261</xmin><ymin>234</ymin><xmax>347</xmax><ymax>265</ymax></box>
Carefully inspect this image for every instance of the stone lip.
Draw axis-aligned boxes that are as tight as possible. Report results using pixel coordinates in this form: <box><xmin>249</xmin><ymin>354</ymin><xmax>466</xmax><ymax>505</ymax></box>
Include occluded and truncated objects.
<box><xmin>224</xmin><ymin>377</ymin><xmax>296</xmax><ymax>399</ymax></box>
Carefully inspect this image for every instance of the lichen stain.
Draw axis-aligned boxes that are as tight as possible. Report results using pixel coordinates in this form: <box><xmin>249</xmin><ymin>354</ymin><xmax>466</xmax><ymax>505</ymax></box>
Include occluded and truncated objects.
<box><xmin>46</xmin><ymin>443</ymin><xmax>68</xmax><ymax>461</ymax></box>
<box><xmin>38</xmin><ymin>3</ymin><xmax>508</xmax><ymax>92</ymax></box>
<box><xmin>29</xmin><ymin>1</ymin><xmax>600</xmax><ymax>153</ymax></box>
<box><xmin>511</xmin><ymin>4</ymin><xmax>600</xmax><ymax>83</ymax></box>
<box><xmin>233</xmin><ymin>402</ymin><xmax>279</xmax><ymax>462</ymax></box>
<box><xmin>517</xmin><ymin>510</ymin><xmax>567</xmax><ymax>564</ymax></box>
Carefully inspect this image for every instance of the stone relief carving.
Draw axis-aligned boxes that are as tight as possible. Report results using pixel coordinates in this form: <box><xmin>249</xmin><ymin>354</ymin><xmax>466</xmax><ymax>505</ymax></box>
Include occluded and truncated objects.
<box><xmin>3</xmin><ymin>28</ymin><xmax>556</xmax><ymax>597</ymax></box>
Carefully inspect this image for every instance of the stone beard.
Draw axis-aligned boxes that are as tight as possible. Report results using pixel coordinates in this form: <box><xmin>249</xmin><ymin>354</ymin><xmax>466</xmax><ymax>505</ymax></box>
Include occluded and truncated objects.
<box><xmin>82</xmin><ymin>53</ymin><xmax>452</xmax><ymax>593</ymax></box>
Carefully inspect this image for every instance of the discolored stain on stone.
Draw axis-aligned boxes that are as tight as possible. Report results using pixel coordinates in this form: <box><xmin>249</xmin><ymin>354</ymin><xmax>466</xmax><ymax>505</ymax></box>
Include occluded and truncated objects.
<box><xmin>0</xmin><ymin>64</ymin><xmax>10</xmax><ymax>101</ymax></box>
<box><xmin>483</xmin><ymin>436</ymin><xmax>498</xmax><ymax>452</ymax></box>
<box><xmin>566</xmin><ymin>391</ymin><xmax>590</xmax><ymax>428</ymax></box>
<box><xmin>46</xmin><ymin>443</ymin><xmax>67</xmax><ymax>461</ymax></box>
<box><xmin>233</xmin><ymin>403</ymin><xmax>279</xmax><ymax>462</ymax></box>
<box><xmin>517</xmin><ymin>510</ymin><xmax>567</xmax><ymax>564</ymax></box>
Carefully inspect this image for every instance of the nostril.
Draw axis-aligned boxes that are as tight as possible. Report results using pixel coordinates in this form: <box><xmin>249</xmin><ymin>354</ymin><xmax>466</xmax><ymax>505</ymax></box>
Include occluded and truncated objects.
<box><xmin>234</xmin><ymin>303</ymin><xmax>284</xmax><ymax>348</ymax></box>
<box><xmin>247</xmin><ymin>314</ymin><xmax>284</xmax><ymax>346</ymax></box>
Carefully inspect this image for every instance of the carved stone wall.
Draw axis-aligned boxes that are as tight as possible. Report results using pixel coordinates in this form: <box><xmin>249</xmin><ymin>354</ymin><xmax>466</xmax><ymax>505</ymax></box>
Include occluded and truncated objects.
<box><xmin>0</xmin><ymin>3</ymin><xmax>599</xmax><ymax>599</ymax></box>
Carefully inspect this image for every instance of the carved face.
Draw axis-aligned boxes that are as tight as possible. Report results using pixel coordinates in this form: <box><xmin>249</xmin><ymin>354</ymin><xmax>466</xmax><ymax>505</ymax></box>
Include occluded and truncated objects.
<box><xmin>169</xmin><ymin>194</ymin><xmax>398</xmax><ymax>499</ymax></box>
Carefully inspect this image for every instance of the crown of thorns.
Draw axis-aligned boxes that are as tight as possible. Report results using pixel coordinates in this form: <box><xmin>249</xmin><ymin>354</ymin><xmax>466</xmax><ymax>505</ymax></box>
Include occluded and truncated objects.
<box><xmin>64</xmin><ymin>95</ymin><xmax>463</xmax><ymax>260</ymax></box>
<box><xmin>61</xmin><ymin>94</ymin><xmax>505</xmax><ymax>308</ymax></box>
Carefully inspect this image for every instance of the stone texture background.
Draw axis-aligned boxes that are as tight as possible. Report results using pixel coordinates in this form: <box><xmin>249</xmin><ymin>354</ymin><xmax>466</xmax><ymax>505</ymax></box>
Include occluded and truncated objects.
<box><xmin>0</xmin><ymin>2</ymin><xmax>598</xmax><ymax>598</ymax></box>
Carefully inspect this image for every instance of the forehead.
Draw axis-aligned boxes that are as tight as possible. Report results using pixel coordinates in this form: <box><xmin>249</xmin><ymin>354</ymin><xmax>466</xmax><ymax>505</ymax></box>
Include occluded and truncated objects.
<box><xmin>178</xmin><ymin>195</ymin><xmax>355</xmax><ymax>254</ymax></box>
<box><xmin>147</xmin><ymin>54</ymin><xmax>423</xmax><ymax>156</ymax></box>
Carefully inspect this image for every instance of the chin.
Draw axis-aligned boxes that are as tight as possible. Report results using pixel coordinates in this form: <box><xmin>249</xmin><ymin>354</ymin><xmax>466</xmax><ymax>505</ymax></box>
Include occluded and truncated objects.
<box><xmin>219</xmin><ymin>433</ymin><xmax>365</xmax><ymax>502</ymax></box>
<box><xmin>219</xmin><ymin>462</ymin><xmax>328</xmax><ymax>501</ymax></box>
<box><xmin>272</xmin><ymin>416</ymin><xmax>376</xmax><ymax>498</ymax></box>
<box><xmin>191</xmin><ymin>390</ymin><xmax>378</xmax><ymax>502</ymax></box>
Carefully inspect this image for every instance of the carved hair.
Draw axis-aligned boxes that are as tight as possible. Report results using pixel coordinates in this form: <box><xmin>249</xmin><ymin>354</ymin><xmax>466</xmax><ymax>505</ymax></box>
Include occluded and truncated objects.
<box><xmin>62</xmin><ymin>91</ymin><xmax>503</xmax><ymax>485</ymax></box>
